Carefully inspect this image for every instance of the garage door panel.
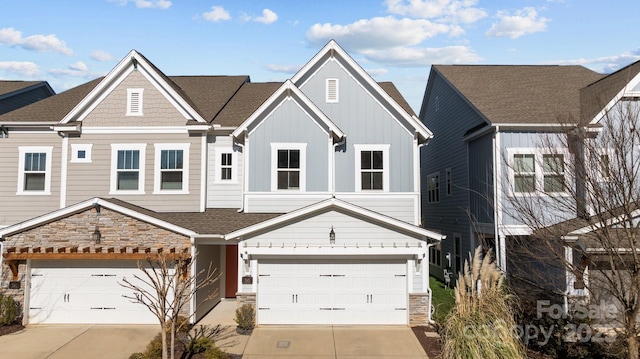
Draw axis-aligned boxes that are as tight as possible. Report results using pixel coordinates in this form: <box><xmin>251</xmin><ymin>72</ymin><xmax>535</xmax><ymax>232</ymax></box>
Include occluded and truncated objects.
<box><xmin>257</xmin><ymin>259</ymin><xmax>407</xmax><ymax>325</ymax></box>
<box><xmin>29</xmin><ymin>260</ymin><xmax>160</xmax><ymax>324</ymax></box>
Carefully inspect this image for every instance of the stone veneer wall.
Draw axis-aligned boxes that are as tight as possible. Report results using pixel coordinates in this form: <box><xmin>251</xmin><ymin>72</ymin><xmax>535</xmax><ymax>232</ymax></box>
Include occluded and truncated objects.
<box><xmin>236</xmin><ymin>292</ymin><xmax>256</xmax><ymax>307</ymax></box>
<box><xmin>1</xmin><ymin>207</ymin><xmax>191</xmax><ymax>321</ymax></box>
<box><xmin>409</xmin><ymin>293</ymin><xmax>430</xmax><ymax>326</ymax></box>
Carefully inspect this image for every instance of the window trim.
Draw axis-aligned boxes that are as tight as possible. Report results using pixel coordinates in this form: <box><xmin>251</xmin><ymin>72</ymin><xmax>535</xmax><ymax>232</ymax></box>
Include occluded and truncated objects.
<box><xmin>454</xmin><ymin>233</ymin><xmax>462</xmax><ymax>273</ymax></box>
<box><xmin>427</xmin><ymin>172</ymin><xmax>440</xmax><ymax>203</ymax></box>
<box><xmin>126</xmin><ymin>88</ymin><xmax>144</xmax><ymax>116</ymax></box>
<box><xmin>507</xmin><ymin>148</ymin><xmax>570</xmax><ymax>197</ymax></box>
<box><xmin>70</xmin><ymin>144</ymin><xmax>93</xmax><ymax>163</ymax></box>
<box><xmin>445</xmin><ymin>168</ymin><xmax>452</xmax><ymax>196</ymax></box>
<box><xmin>429</xmin><ymin>242</ymin><xmax>442</xmax><ymax>267</ymax></box>
<box><xmin>17</xmin><ymin>146</ymin><xmax>53</xmax><ymax>195</ymax></box>
<box><xmin>214</xmin><ymin>147</ymin><xmax>238</xmax><ymax>184</ymax></box>
<box><xmin>354</xmin><ymin>144</ymin><xmax>390</xmax><ymax>192</ymax></box>
<box><xmin>594</xmin><ymin>148</ymin><xmax>614</xmax><ymax>182</ymax></box>
<box><xmin>154</xmin><ymin>143</ymin><xmax>190</xmax><ymax>194</ymax></box>
<box><xmin>326</xmin><ymin>78</ymin><xmax>339</xmax><ymax>103</ymax></box>
<box><xmin>270</xmin><ymin>143</ymin><xmax>306</xmax><ymax>191</ymax></box>
<box><xmin>110</xmin><ymin>143</ymin><xmax>146</xmax><ymax>195</ymax></box>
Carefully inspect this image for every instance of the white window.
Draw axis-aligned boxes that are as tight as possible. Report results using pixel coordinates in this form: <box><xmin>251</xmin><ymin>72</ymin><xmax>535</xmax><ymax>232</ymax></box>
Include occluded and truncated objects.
<box><xmin>454</xmin><ymin>234</ymin><xmax>461</xmax><ymax>272</ymax></box>
<box><xmin>427</xmin><ymin>172</ymin><xmax>440</xmax><ymax>203</ymax></box>
<box><xmin>214</xmin><ymin>148</ymin><xmax>237</xmax><ymax>183</ymax></box>
<box><xmin>326</xmin><ymin>78</ymin><xmax>339</xmax><ymax>103</ymax></box>
<box><xmin>271</xmin><ymin>143</ymin><xmax>306</xmax><ymax>191</ymax></box>
<box><xmin>354</xmin><ymin>144</ymin><xmax>390</xmax><ymax>192</ymax></box>
<box><xmin>445</xmin><ymin>168</ymin><xmax>452</xmax><ymax>196</ymax></box>
<box><xmin>508</xmin><ymin>148</ymin><xmax>569</xmax><ymax>195</ymax></box>
<box><xmin>595</xmin><ymin>148</ymin><xmax>614</xmax><ymax>182</ymax></box>
<box><xmin>110</xmin><ymin>144</ymin><xmax>146</xmax><ymax>194</ymax></box>
<box><xmin>430</xmin><ymin>242</ymin><xmax>442</xmax><ymax>267</ymax></box>
<box><xmin>70</xmin><ymin>144</ymin><xmax>93</xmax><ymax>163</ymax></box>
<box><xmin>17</xmin><ymin>146</ymin><xmax>53</xmax><ymax>195</ymax></box>
<box><xmin>154</xmin><ymin>143</ymin><xmax>190</xmax><ymax>194</ymax></box>
<box><xmin>126</xmin><ymin>88</ymin><xmax>144</xmax><ymax>116</ymax></box>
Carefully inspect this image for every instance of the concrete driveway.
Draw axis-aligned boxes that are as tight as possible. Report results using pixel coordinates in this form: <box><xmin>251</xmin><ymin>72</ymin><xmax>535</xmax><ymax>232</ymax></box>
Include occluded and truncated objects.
<box><xmin>243</xmin><ymin>326</ymin><xmax>428</xmax><ymax>358</ymax></box>
<box><xmin>0</xmin><ymin>325</ymin><xmax>157</xmax><ymax>359</ymax></box>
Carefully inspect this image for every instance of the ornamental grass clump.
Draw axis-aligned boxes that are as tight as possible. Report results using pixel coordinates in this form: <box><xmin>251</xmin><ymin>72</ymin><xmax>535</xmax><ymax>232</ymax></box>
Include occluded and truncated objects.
<box><xmin>442</xmin><ymin>247</ymin><xmax>525</xmax><ymax>359</ymax></box>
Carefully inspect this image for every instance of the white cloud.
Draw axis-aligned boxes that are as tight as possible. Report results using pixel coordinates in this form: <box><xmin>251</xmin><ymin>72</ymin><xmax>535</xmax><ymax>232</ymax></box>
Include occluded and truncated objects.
<box><xmin>49</xmin><ymin>61</ymin><xmax>100</xmax><ymax>78</ymax></box>
<box><xmin>360</xmin><ymin>45</ymin><xmax>481</xmax><ymax>66</ymax></box>
<box><xmin>365</xmin><ymin>68</ymin><xmax>389</xmax><ymax>77</ymax></box>
<box><xmin>265</xmin><ymin>64</ymin><xmax>301</xmax><ymax>74</ymax></box>
<box><xmin>485</xmin><ymin>7</ymin><xmax>549</xmax><ymax>39</ymax></box>
<box><xmin>110</xmin><ymin>0</ymin><xmax>171</xmax><ymax>9</ymax></box>
<box><xmin>90</xmin><ymin>50</ymin><xmax>113</xmax><ymax>62</ymax></box>
<box><xmin>0</xmin><ymin>28</ymin><xmax>73</xmax><ymax>56</ymax></box>
<box><xmin>0</xmin><ymin>61</ymin><xmax>41</xmax><ymax>77</ymax></box>
<box><xmin>385</xmin><ymin>0</ymin><xmax>487</xmax><ymax>23</ymax></box>
<box><xmin>307</xmin><ymin>16</ymin><xmax>451</xmax><ymax>50</ymax></box>
<box><xmin>202</xmin><ymin>6</ymin><xmax>231</xmax><ymax>22</ymax></box>
<box><xmin>553</xmin><ymin>49</ymin><xmax>640</xmax><ymax>73</ymax></box>
<box><xmin>254</xmin><ymin>9</ymin><xmax>278</xmax><ymax>24</ymax></box>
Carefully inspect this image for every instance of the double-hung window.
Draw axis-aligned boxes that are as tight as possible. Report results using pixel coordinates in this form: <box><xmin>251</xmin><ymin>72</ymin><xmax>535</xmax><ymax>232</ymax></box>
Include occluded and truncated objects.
<box><xmin>154</xmin><ymin>143</ymin><xmax>189</xmax><ymax>194</ymax></box>
<box><xmin>271</xmin><ymin>143</ymin><xmax>306</xmax><ymax>191</ymax></box>
<box><xmin>509</xmin><ymin>149</ymin><xmax>568</xmax><ymax>195</ymax></box>
<box><xmin>213</xmin><ymin>148</ymin><xmax>237</xmax><ymax>183</ymax></box>
<box><xmin>110</xmin><ymin>144</ymin><xmax>145</xmax><ymax>194</ymax></box>
<box><xmin>18</xmin><ymin>146</ymin><xmax>53</xmax><ymax>195</ymax></box>
<box><xmin>354</xmin><ymin>144</ymin><xmax>389</xmax><ymax>192</ymax></box>
<box><xmin>221</xmin><ymin>153</ymin><xmax>233</xmax><ymax>180</ymax></box>
<box><xmin>427</xmin><ymin>172</ymin><xmax>440</xmax><ymax>203</ymax></box>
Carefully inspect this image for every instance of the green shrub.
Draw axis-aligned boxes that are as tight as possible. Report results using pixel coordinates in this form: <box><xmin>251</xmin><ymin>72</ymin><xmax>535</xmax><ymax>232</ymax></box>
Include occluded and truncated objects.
<box><xmin>128</xmin><ymin>353</ymin><xmax>145</xmax><ymax>359</ymax></box>
<box><xmin>143</xmin><ymin>333</ymin><xmax>164</xmax><ymax>359</ymax></box>
<box><xmin>0</xmin><ymin>294</ymin><xmax>19</xmax><ymax>325</ymax></box>
<box><xmin>234</xmin><ymin>304</ymin><xmax>255</xmax><ymax>331</ymax></box>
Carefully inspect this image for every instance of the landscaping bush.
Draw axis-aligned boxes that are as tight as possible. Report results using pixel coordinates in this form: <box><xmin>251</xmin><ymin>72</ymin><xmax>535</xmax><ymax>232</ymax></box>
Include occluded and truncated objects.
<box><xmin>0</xmin><ymin>294</ymin><xmax>19</xmax><ymax>326</ymax></box>
<box><xmin>234</xmin><ymin>304</ymin><xmax>255</xmax><ymax>332</ymax></box>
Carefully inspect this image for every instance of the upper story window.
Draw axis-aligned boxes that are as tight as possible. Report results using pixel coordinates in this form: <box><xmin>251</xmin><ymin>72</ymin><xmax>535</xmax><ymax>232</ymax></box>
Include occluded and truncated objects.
<box><xmin>509</xmin><ymin>149</ymin><xmax>568</xmax><ymax>195</ymax></box>
<box><xmin>427</xmin><ymin>172</ymin><xmax>440</xmax><ymax>203</ymax></box>
<box><xmin>154</xmin><ymin>143</ymin><xmax>189</xmax><ymax>194</ymax></box>
<box><xmin>110</xmin><ymin>144</ymin><xmax>145</xmax><ymax>194</ymax></box>
<box><xmin>70</xmin><ymin>144</ymin><xmax>92</xmax><ymax>163</ymax></box>
<box><xmin>354</xmin><ymin>144</ymin><xmax>390</xmax><ymax>192</ymax></box>
<box><xmin>126</xmin><ymin>88</ymin><xmax>144</xmax><ymax>116</ymax></box>
<box><xmin>326</xmin><ymin>78</ymin><xmax>339</xmax><ymax>103</ymax></box>
<box><xmin>17</xmin><ymin>146</ymin><xmax>53</xmax><ymax>195</ymax></box>
<box><xmin>271</xmin><ymin>143</ymin><xmax>306</xmax><ymax>191</ymax></box>
<box><xmin>445</xmin><ymin>168</ymin><xmax>452</xmax><ymax>196</ymax></box>
<box><xmin>454</xmin><ymin>234</ymin><xmax>462</xmax><ymax>272</ymax></box>
<box><xmin>429</xmin><ymin>242</ymin><xmax>442</xmax><ymax>267</ymax></box>
<box><xmin>214</xmin><ymin>148</ymin><xmax>237</xmax><ymax>183</ymax></box>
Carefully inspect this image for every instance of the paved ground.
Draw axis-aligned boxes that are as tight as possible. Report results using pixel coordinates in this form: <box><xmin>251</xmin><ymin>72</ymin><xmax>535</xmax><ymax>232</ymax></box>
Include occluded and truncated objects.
<box><xmin>0</xmin><ymin>299</ymin><xmax>429</xmax><ymax>358</ymax></box>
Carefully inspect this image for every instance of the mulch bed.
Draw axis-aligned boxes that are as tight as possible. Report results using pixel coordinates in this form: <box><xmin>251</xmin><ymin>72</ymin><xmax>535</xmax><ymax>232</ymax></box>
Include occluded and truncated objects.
<box><xmin>412</xmin><ymin>325</ymin><xmax>442</xmax><ymax>358</ymax></box>
<box><xmin>0</xmin><ymin>324</ymin><xmax>25</xmax><ymax>336</ymax></box>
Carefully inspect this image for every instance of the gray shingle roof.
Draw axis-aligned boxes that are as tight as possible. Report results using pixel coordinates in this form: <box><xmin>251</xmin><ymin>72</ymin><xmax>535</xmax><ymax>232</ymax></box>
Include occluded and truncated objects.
<box><xmin>0</xmin><ymin>81</ymin><xmax>48</xmax><ymax>97</ymax></box>
<box><xmin>434</xmin><ymin>65</ymin><xmax>605</xmax><ymax>124</ymax></box>
<box><xmin>103</xmin><ymin>198</ymin><xmax>281</xmax><ymax>235</ymax></box>
<box><xmin>379</xmin><ymin>82</ymin><xmax>416</xmax><ymax>116</ymax></box>
<box><xmin>213</xmin><ymin>82</ymin><xmax>282</xmax><ymax>127</ymax></box>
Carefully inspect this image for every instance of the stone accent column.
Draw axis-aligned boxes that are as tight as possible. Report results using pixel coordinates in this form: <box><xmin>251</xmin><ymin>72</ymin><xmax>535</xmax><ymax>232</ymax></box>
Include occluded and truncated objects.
<box><xmin>0</xmin><ymin>261</ymin><xmax>27</xmax><ymax>323</ymax></box>
<box><xmin>409</xmin><ymin>293</ymin><xmax>430</xmax><ymax>326</ymax></box>
<box><xmin>236</xmin><ymin>292</ymin><xmax>256</xmax><ymax>307</ymax></box>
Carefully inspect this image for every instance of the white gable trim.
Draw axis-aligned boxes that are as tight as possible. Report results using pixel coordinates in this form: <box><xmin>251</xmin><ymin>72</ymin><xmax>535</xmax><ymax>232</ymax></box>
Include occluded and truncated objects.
<box><xmin>590</xmin><ymin>71</ymin><xmax>640</xmax><ymax>125</ymax></box>
<box><xmin>60</xmin><ymin>50</ymin><xmax>206</xmax><ymax>125</ymax></box>
<box><xmin>232</xmin><ymin>80</ymin><xmax>344</xmax><ymax>141</ymax></box>
<box><xmin>226</xmin><ymin>198</ymin><xmax>445</xmax><ymax>241</ymax></box>
<box><xmin>291</xmin><ymin>40</ymin><xmax>433</xmax><ymax>143</ymax></box>
<box><xmin>0</xmin><ymin>197</ymin><xmax>196</xmax><ymax>239</ymax></box>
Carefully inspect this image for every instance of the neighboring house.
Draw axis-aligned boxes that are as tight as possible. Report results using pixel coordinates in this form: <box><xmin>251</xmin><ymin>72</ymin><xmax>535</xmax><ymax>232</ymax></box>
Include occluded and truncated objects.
<box><xmin>420</xmin><ymin>60</ymin><xmax>640</xmax><ymax>301</ymax></box>
<box><xmin>0</xmin><ymin>41</ymin><xmax>443</xmax><ymax>326</ymax></box>
<box><xmin>0</xmin><ymin>80</ymin><xmax>54</xmax><ymax>115</ymax></box>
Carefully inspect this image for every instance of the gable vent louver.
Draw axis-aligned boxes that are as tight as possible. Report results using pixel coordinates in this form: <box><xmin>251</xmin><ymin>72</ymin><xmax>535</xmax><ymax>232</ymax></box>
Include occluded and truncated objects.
<box><xmin>326</xmin><ymin>78</ymin><xmax>338</xmax><ymax>103</ymax></box>
<box><xmin>127</xmin><ymin>88</ymin><xmax>144</xmax><ymax>116</ymax></box>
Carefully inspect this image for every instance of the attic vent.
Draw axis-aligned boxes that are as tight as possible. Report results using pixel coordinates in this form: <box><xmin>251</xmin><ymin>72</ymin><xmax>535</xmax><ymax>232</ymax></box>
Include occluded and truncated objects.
<box><xmin>127</xmin><ymin>88</ymin><xmax>144</xmax><ymax>116</ymax></box>
<box><xmin>326</xmin><ymin>78</ymin><xmax>339</xmax><ymax>103</ymax></box>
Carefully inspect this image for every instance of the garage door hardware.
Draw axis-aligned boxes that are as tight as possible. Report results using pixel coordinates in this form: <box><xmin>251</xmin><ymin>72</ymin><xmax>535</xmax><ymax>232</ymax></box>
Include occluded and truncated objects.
<box><xmin>395</xmin><ymin>308</ymin><xmax>407</xmax><ymax>310</ymax></box>
<box><xmin>90</xmin><ymin>307</ymin><xmax>116</xmax><ymax>310</ymax></box>
<box><xmin>319</xmin><ymin>308</ymin><xmax>346</xmax><ymax>310</ymax></box>
<box><xmin>291</xmin><ymin>294</ymin><xmax>298</xmax><ymax>303</ymax></box>
<box><xmin>319</xmin><ymin>274</ymin><xmax>345</xmax><ymax>277</ymax></box>
<box><xmin>63</xmin><ymin>293</ymin><xmax>70</xmax><ymax>302</ymax></box>
<box><xmin>91</xmin><ymin>274</ymin><xmax>116</xmax><ymax>277</ymax></box>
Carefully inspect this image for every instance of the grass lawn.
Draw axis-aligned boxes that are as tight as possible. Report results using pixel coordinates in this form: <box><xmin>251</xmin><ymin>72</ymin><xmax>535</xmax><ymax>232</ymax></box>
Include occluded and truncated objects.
<box><xmin>430</xmin><ymin>276</ymin><xmax>455</xmax><ymax>324</ymax></box>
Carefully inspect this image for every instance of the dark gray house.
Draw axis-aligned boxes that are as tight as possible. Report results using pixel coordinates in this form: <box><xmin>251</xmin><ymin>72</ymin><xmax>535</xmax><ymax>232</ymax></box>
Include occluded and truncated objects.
<box><xmin>0</xmin><ymin>80</ymin><xmax>54</xmax><ymax>116</ymax></box>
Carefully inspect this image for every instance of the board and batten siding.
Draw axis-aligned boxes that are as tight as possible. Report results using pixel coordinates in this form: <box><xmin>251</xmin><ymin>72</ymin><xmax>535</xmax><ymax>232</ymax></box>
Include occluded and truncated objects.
<box><xmin>298</xmin><ymin>60</ymin><xmax>415</xmax><ymax>193</ymax></box>
<box><xmin>0</xmin><ymin>132</ymin><xmax>62</xmax><ymax>226</ymax></box>
<box><xmin>207</xmin><ymin>134</ymin><xmax>243</xmax><ymax>208</ymax></box>
<box><xmin>81</xmin><ymin>70</ymin><xmax>186</xmax><ymax>127</ymax></box>
<box><xmin>247</xmin><ymin>99</ymin><xmax>329</xmax><ymax>192</ymax></box>
<box><xmin>65</xmin><ymin>133</ymin><xmax>202</xmax><ymax>212</ymax></box>
<box><xmin>419</xmin><ymin>70</ymin><xmax>488</xmax><ymax>278</ymax></box>
<box><xmin>499</xmin><ymin>131</ymin><xmax>576</xmax><ymax>226</ymax></box>
<box><xmin>468</xmin><ymin>133</ymin><xmax>494</xmax><ymax>225</ymax></box>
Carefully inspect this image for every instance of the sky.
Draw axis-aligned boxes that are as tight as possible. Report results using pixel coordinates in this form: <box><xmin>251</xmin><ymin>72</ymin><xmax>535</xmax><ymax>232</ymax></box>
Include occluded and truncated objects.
<box><xmin>1</xmin><ymin>0</ymin><xmax>639</xmax><ymax>112</ymax></box>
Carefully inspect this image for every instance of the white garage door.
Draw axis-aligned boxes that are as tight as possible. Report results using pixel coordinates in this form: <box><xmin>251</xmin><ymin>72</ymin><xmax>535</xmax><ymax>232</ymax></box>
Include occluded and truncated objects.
<box><xmin>257</xmin><ymin>259</ymin><xmax>407</xmax><ymax>325</ymax></box>
<box><xmin>29</xmin><ymin>260</ymin><xmax>161</xmax><ymax>324</ymax></box>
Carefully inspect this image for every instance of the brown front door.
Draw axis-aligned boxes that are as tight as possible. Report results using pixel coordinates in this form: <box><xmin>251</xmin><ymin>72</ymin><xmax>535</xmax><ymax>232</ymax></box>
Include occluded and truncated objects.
<box><xmin>225</xmin><ymin>244</ymin><xmax>238</xmax><ymax>298</ymax></box>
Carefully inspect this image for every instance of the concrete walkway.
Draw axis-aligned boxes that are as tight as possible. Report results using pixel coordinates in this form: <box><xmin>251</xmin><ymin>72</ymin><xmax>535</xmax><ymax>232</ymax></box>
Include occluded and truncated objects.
<box><xmin>0</xmin><ymin>324</ymin><xmax>157</xmax><ymax>359</ymax></box>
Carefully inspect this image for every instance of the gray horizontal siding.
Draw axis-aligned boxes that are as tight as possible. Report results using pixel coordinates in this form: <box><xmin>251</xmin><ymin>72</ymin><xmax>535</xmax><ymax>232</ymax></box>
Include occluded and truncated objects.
<box><xmin>0</xmin><ymin>132</ymin><xmax>62</xmax><ymax>226</ymax></box>
<box><xmin>468</xmin><ymin>133</ymin><xmax>494</xmax><ymax>224</ymax></box>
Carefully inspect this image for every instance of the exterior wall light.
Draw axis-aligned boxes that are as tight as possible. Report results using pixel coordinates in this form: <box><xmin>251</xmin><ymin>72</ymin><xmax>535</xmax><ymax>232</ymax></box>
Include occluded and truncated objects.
<box><xmin>92</xmin><ymin>226</ymin><xmax>101</xmax><ymax>244</ymax></box>
<box><xmin>329</xmin><ymin>226</ymin><xmax>335</xmax><ymax>245</ymax></box>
